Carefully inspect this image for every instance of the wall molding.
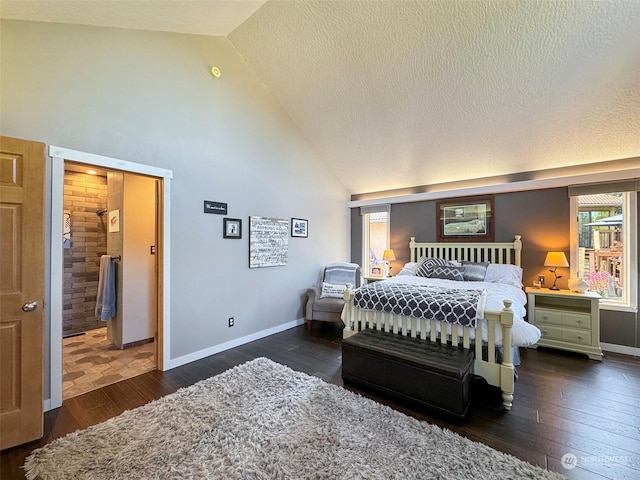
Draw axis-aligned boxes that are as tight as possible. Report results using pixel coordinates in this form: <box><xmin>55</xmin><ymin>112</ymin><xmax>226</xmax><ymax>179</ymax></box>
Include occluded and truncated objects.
<box><xmin>348</xmin><ymin>156</ymin><xmax>640</xmax><ymax>207</ymax></box>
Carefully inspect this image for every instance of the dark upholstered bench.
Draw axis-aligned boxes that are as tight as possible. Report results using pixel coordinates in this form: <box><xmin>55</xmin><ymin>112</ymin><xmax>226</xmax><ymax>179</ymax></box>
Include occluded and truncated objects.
<box><xmin>342</xmin><ymin>328</ymin><xmax>474</xmax><ymax>421</ymax></box>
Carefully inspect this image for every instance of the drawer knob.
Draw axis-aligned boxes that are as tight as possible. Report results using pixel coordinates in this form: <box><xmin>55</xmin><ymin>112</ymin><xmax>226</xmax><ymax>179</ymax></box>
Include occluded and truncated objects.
<box><xmin>542</xmin><ymin>315</ymin><xmax>548</xmax><ymax>320</ymax></box>
<box><xmin>577</xmin><ymin>335</ymin><xmax>583</xmax><ymax>340</ymax></box>
<box><xmin>577</xmin><ymin>320</ymin><xmax>583</xmax><ymax>324</ymax></box>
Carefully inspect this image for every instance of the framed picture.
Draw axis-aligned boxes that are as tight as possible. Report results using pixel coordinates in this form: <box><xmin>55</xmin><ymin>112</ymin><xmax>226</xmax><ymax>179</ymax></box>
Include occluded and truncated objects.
<box><xmin>436</xmin><ymin>196</ymin><xmax>494</xmax><ymax>242</ymax></box>
<box><xmin>223</xmin><ymin>218</ymin><xmax>242</xmax><ymax>239</ymax></box>
<box><xmin>108</xmin><ymin>209</ymin><xmax>120</xmax><ymax>233</ymax></box>
<box><xmin>291</xmin><ymin>218</ymin><xmax>308</xmax><ymax>238</ymax></box>
<box><xmin>370</xmin><ymin>265</ymin><xmax>383</xmax><ymax>277</ymax></box>
<box><xmin>249</xmin><ymin>216</ymin><xmax>288</xmax><ymax>268</ymax></box>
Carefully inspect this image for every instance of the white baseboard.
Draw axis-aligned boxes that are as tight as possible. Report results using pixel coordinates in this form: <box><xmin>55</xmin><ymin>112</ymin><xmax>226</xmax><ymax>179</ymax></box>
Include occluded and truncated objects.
<box><xmin>43</xmin><ymin>398</ymin><xmax>52</xmax><ymax>412</ymax></box>
<box><xmin>163</xmin><ymin>318</ymin><xmax>306</xmax><ymax>371</ymax></box>
<box><xmin>601</xmin><ymin>342</ymin><xmax>640</xmax><ymax>357</ymax></box>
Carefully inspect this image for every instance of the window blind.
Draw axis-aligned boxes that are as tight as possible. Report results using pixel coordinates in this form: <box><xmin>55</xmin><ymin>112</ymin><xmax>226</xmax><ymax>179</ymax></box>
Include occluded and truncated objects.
<box><xmin>360</xmin><ymin>204</ymin><xmax>390</xmax><ymax>215</ymax></box>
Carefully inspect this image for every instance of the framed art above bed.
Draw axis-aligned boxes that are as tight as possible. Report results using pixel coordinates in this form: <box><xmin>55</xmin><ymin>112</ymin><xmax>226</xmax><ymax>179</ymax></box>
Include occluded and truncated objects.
<box><xmin>436</xmin><ymin>195</ymin><xmax>494</xmax><ymax>242</ymax></box>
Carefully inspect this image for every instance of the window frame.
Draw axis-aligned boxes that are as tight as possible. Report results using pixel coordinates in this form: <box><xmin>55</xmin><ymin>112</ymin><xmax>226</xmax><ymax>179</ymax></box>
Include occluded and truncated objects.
<box><xmin>570</xmin><ymin>191</ymin><xmax>637</xmax><ymax>312</ymax></box>
<box><xmin>361</xmin><ymin>205</ymin><xmax>390</xmax><ymax>277</ymax></box>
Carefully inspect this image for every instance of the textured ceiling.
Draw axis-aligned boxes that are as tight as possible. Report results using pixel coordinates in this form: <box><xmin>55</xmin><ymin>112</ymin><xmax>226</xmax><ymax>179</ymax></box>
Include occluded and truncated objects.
<box><xmin>229</xmin><ymin>0</ymin><xmax>640</xmax><ymax>194</ymax></box>
<box><xmin>2</xmin><ymin>1</ymin><xmax>639</xmax><ymax>195</ymax></box>
<box><xmin>0</xmin><ymin>0</ymin><xmax>266</xmax><ymax>36</ymax></box>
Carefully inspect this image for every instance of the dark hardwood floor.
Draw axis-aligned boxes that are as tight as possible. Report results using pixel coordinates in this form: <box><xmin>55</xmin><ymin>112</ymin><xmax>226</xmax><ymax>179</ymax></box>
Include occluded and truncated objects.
<box><xmin>2</xmin><ymin>323</ymin><xmax>639</xmax><ymax>479</ymax></box>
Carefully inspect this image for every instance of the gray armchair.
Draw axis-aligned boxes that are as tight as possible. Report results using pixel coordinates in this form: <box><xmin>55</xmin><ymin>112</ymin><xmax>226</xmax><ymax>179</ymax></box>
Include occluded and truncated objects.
<box><xmin>305</xmin><ymin>262</ymin><xmax>362</xmax><ymax>329</ymax></box>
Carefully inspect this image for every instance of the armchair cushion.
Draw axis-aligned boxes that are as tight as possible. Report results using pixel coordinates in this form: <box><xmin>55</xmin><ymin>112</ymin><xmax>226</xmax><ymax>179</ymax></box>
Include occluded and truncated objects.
<box><xmin>313</xmin><ymin>297</ymin><xmax>346</xmax><ymax>314</ymax></box>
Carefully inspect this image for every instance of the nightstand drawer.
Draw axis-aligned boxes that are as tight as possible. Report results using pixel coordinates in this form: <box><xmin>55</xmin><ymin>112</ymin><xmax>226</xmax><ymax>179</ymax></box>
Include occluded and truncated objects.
<box><xmin>562</xmin><ymin>330</ymin><xmax>592</xmax><ymax>346</ymax></box>
<box><xmin>561</xmin><ymin>312</ymin><xmax>591</xmax><ymax>329</ymax></box>
<box><xmin>537</xmin><ymin>325</ymin><xmax>563</xmax><ymax>341</ymax></box>
<box><xmin>535</xmin><ymin>309</ymin><xmax>562</xmax><ymax>326</ymax></box>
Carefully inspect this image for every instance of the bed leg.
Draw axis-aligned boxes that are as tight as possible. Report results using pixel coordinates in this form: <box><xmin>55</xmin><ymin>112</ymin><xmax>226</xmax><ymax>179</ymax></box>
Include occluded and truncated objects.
<box><xmin>342</xmin><ymin>283</ymin><xmax>355</xmax><ymax>339</ymax></box>
<box><xmin>499</xmin><ymin>300</ymin><xmax>514</xmax><ymax>411</ymax></box>
<box><xmin>502</xmin><ymin>391</ymin><xmax>513</xmax><ymax>411</ymax></box>
<box><xmin>306</xmin><ymin>319</ymin><xmax>312</xmax><ymax>330</ymax></box>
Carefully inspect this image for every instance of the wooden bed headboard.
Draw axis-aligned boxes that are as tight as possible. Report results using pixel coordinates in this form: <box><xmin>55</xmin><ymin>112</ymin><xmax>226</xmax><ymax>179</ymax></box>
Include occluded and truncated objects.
<box><xmin>409</xmin><ymin>235</ymin><xmax>522</xmax><ymax>267</ymax></box>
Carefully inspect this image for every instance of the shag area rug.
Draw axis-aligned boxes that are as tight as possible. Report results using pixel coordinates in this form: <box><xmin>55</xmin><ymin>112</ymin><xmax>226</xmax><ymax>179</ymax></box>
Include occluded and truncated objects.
<box><xmin>25</xmin><ymin>358</ymin><xmax>565</xmax><ymax>479</ymax></box>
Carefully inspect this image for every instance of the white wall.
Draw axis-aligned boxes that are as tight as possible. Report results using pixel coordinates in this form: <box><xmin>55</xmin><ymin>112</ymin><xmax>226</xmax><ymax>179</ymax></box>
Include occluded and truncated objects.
<box><xmin>0</xmin><ymin>20</ymin><xmax>350</xmax><ymax>399</ymax></box>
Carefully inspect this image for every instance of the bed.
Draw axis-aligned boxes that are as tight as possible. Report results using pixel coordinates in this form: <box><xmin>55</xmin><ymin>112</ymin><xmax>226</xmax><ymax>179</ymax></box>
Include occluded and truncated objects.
<box><xmin>341</xmin><ymin>235</ymin><xmax>541</xmax><ymax>410</ymax></box>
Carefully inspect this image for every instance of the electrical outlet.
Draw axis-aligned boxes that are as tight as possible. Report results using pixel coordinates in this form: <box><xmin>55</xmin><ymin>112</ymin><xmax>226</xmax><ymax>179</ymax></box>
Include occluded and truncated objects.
<box><xmin>228</xmin><ymin>317</ymin><xmax>234</xmax><ymax>327</ymax></box>
<box><xmin>537</xmin><ymin>275</ymin><xmax>545</xmax><ymax>285</ymax></box>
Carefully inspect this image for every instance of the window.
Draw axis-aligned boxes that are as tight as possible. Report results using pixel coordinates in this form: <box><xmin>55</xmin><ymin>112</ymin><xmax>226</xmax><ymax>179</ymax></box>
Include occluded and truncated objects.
<box><xmin>361</xmin><ymin>205</ymin><xmax>390</xmax><ymax>277</ymax></box>
<box><xmin>570</xmin><ymin>184</ymin><xmax>637</xmax><ymax>311</ymax></box>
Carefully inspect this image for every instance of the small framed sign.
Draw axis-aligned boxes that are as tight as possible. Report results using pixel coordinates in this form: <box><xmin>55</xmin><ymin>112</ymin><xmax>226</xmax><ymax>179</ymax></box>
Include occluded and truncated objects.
<box><xmin>291</xmin><ymin>218</ymin><xmax>308</xmax><ymax>238</ymax></box>
<box><xmin>204</xmin><ymin>201</ymin><xmax>228</xmax><ymax>215</ymax></box>
<box><xmin>223</xmin><ymin>218</ymin><xmax>242</xmax><ymax>239</ymax></box>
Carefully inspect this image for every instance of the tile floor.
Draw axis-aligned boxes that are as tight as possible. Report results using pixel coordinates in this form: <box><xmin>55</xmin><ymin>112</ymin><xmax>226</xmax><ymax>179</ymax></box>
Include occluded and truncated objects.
<box><xmin>62</xmin><ymin>327</ymin><xmax>156</xmax><ymax>400</ymax></box>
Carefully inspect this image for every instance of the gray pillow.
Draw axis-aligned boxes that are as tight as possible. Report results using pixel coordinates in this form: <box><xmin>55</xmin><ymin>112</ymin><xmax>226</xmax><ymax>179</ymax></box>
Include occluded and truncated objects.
<box><xmin>461</xmin><ymin>261</ymin><xmax>489</xmax><ymax>281</ymax></box>
<box><xmin>430</xmin><ymin>265</ymin><xmax>465</xmax><ymax>281</ymax></box>
<box><xmin>415</xmin><ymin>257</ymin><xmax>451</xmax><ymax>277</ymax></box>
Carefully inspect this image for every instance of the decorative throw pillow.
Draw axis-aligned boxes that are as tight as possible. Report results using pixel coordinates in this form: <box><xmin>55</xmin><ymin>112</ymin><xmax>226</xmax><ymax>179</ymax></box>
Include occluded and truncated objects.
<box><xmin>461</xmin><ymin>261</ymin><xmax>490</xmax><ymax>281</ymax></box>
<box><xmin>320</xmin><ymin>282</ymin><xmax>347</xmax><ymax>298</ymax></box>
<box><xmin>430</xmin><ymin>265</ymin><xmax>465</xmax><ymax>281</ymax></box>
<box><xmin>415</xmin><ymin>257</ymin><xmax>452</xmax><ymax>277</ymax></box>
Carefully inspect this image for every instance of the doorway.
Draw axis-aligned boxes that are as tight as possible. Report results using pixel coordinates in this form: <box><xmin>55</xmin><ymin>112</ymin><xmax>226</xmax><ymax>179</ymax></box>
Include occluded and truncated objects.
<box><xmin>61</xmin><ymin>163</ymin><xmax>158</xmax><ymax>399</ymax></box>
<box><xmin>48</xmin><ymin>146</ymin><xmax>172</xmax><ymax>411</ymax></box>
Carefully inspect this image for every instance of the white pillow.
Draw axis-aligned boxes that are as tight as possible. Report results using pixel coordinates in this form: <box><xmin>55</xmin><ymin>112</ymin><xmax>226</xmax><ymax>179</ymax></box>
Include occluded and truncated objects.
<box><xmin>320</xmin><ymin>282</ymin><xmax>347</xmax><ymax>298</ymax></box>
<box><xmin>397</xmin><ymin>262</ymin><xmax>418</xmax><ymax>276</ymax></box>
<box><xmin>484</xmin><ymin>263</ymin><xmax>523</xmax><ymax>289</ymax></box>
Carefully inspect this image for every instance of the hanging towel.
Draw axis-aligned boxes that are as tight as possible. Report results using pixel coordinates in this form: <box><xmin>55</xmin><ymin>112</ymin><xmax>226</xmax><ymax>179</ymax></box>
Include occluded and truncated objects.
<box><xmin>95</xmin><ymin>255</ymin><xmax>117</xmax><ymax>321</ymax></box>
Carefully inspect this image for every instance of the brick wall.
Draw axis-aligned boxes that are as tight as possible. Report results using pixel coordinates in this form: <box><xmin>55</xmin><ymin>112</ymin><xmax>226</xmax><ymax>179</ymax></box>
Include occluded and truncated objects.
<box><xmin>63</xmin><ymin>171</ymin><xmax>108</xmax><ymax>337</ymax></box>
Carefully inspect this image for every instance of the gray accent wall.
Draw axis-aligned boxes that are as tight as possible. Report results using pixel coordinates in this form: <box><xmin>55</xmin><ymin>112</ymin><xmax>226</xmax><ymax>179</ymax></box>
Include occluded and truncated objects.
<box><xmin>351</xmin><ymin>187</ymin><xmax>639</xmax><ymax>349</ymax></box>
<box><xmin>1</xmin><ymin>20</ymin><xmax>350</xmax><ymax>401</ymax></box>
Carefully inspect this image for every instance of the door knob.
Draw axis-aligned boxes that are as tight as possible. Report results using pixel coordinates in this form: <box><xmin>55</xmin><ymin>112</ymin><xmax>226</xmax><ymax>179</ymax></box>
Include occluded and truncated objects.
<box><xmin>22</xmin><ymin>301</ymin><xmax>38</xmax><ymax>312</ymax></box>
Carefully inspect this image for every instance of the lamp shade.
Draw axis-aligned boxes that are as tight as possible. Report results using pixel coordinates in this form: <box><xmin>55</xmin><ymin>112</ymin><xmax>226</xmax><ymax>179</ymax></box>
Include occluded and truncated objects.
<box><xmin>382</xmin><ymin>249</ymin><xmax>396</xmax><ymax>261</ymax></box>
<box><xmin>544</xmin><ymin>251</ymin><xmax>569</xmax><ymax>268</ymax></box>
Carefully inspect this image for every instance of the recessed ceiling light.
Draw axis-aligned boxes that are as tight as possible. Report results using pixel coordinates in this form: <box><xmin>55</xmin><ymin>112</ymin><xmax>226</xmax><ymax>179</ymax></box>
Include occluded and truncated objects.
<box><xmin>87</xmin><ymin>169</ymin><xmax>97</xmax><ymax>175</ymax></box>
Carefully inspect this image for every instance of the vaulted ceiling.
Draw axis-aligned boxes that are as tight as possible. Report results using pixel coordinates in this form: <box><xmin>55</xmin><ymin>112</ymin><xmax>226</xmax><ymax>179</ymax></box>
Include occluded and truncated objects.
<box><xmin>2</xmin><ymin>0</ymin><xmax>639</xmax><ymax>195</ymax></box>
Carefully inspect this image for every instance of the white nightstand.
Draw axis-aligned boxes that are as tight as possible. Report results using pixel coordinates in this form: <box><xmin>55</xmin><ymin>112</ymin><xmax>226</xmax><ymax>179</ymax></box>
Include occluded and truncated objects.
<box><xmin>363</xmin><ymin>276</ymin><xmax>390</xmax><ymax>284</ymax></box>
<box><xmin>526</xmin><ymin>287</ymin><xmax>602</xmax><ymax>361</ymax></box>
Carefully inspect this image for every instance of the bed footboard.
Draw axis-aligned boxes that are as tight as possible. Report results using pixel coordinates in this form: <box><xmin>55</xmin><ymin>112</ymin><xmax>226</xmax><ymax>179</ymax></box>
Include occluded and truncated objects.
<box><xmin>342</xmin><ymin>285</ymin><xmax>515</xmax><ymax>410</ymax></box>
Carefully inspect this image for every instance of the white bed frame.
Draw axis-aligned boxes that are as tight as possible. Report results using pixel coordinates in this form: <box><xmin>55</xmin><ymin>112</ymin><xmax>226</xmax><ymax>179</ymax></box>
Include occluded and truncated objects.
<box><xmin>343</xmin><ymin>235</ymin><xmax>522</xmax><ymax>410</ymax></box>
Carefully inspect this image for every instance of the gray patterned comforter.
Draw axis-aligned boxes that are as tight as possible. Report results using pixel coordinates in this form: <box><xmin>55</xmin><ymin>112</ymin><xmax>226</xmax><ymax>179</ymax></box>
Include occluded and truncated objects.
<box><xmin>354</xmin><ymin>282</ymin><xmax>486</xmax><ymax>327</ymax></box>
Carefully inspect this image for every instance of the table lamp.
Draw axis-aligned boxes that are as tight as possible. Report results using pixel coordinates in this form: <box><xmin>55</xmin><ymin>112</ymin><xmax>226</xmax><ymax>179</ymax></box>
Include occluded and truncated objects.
<box><xmin>382</xmin><ymin>249</ymin><xmax>396</xmax><ymax>277</ymax></box>
<box><xmin>544</xmin><ymin>251</ymin><xmax>569</xmax><ymax>290</ymax></box>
